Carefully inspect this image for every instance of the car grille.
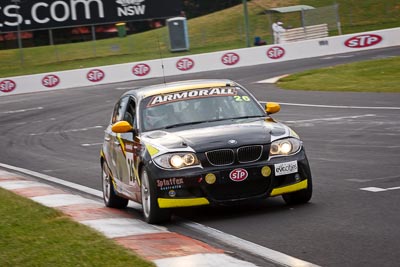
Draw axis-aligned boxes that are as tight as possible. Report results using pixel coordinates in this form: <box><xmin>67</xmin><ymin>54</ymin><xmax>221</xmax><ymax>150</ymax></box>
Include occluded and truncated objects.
<box><xmin>238</xmin><ymin>145</ymin><xmax>263</xmax><ymax>163</ymax></box>
<box><xmin>205</xmin><ymin>145</ymin><xmax>263</xmax><ymax>166</ymax></box>
<box><xmin>206</xmin><ymin>149</ymin><xmax>235</xmax><ymax>166</ymax></box>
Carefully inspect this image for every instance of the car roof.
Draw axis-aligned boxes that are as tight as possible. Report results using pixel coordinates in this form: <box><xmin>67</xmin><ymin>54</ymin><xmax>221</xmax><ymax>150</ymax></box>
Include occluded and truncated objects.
<box><xmin>124</xmin><ymin>79</ymin><xmax>238</xmax><ymax>100</ymax></box>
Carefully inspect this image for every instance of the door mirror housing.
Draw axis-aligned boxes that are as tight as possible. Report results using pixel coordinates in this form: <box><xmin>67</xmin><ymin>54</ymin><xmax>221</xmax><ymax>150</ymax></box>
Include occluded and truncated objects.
<box><xmin>112</xmin><ymin>121</ymin><xmax>134</xmax><ymax>133</ymax></box>
<box><xmin>265</xmin><ymin>102</ymin><xmax>281</xmax><ymax>115</ymax></box>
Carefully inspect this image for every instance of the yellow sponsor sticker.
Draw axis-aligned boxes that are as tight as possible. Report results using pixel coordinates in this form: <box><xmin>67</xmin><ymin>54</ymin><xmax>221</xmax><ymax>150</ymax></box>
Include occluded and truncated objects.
<box><xmin>261</xmin><ymin>166</ymin><xmax>271</xmax><ymax>177</ymax></box>
<box><xmin>205</xmin><ymin>173</ymin><xmax>217</xmax><ymax>184</ymax></box>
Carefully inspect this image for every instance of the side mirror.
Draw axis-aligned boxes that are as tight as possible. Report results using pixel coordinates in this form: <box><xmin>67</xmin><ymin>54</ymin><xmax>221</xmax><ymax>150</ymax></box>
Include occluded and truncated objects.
<box><xmin>112</xmin><ymin>121</ymin><xmax>134</xmax><ymax>133</ymax></box>
<box><xmin>265</xmin><ymin>102</ymin><xmax>281</xmax><ymax>114</ymax></box>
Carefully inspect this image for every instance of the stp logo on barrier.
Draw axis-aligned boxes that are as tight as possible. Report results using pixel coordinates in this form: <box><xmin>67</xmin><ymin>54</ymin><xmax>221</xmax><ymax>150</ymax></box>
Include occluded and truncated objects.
<box><xmin>221</xmin><ymin>52</ymin><xmax>240</xmax><ymax>66</ymax></box>
<box><xmin>0</xmin><ymin>79</ymin><xmax>16</xmax><ymax>93</ymax></box>
<box><xmin>267</xmin><ymin>46</ymin><xmax>285</xmax><ymax>59</ymax></box>
<box><xmin>176</xmin><ymin>58</ymin><xmax>194</xmax><ymax>71</ymax></box>
<box><xmin>132</xmin><ymin>63</ymin><xmax>151</xmax><ymax>76</ymax></box>
<box><xmin>229</xmin><ymin>168</ymin><xmax>248</xmax><ymax>182</ymax></box>
<box><xmin>345</xmin><ymin>34</ymin><xmax>382</xmax><ymax>48</ymax></box>
<box><xmin>87</xmin><ymin>69</ymin><xmax>105</xmax><ymax>82</ymax></box>
<box><xmin>42</xmin><ymin>75</ymin><xmax>60</xmax><ymax>88</ymax></box>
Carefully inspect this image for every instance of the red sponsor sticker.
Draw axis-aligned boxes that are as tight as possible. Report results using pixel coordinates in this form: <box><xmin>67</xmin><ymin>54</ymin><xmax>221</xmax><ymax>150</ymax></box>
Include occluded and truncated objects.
<box><xmin>229</xmin><ymin>168</ymin><xmax>248</xmax><ymax>182</ymax></box>
<box><xmin>345</xmin><ymin>34</ymin><xmax>382</xmax><ymax>48</ymax></box>
<box><xmin>267</xmin><ymin>46</ymin><xmax>285</xmax><ymax>59</ymax></box>
<box><xmin>42</xmin><ymin>74</ymin><xmax>60</xmax><ymax>88</ymax></box>
<box><xmin>132</xmin><ymin>63</ymin><xmax>151</xmax><ymax>76</ymax></box>
<box><xmin>0</xmin><ymin>79</ymin><xmax>16</xmax><ymax>93</ymax></box>
<box><xmin>221</xmin><ymin>52</ymin><xmax>240</xmax><ymax>65</ymax></box>
<box><xmin>176</xmin><ymin>58</ymin><xmax>195</xmax><ymax>71</ymax></box>
<box><xmin>87</xmin><ymin>69</ymin><xmax>105</xmax><ymax>82</ymax></box>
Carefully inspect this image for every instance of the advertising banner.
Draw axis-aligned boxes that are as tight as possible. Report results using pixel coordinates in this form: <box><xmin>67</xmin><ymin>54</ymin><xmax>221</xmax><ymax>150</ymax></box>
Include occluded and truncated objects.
<box><xmin>0</xmin><ymin>0</ymin><xmax>182</xmax><ymax>32</ymax></box>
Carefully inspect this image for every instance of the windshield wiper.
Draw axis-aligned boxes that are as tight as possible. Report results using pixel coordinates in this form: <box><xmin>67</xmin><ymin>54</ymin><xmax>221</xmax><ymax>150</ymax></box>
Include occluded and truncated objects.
<box><xmin>163</xmin><ymin>121</ymin><xmax>210</xmax><ymax>129</ymax></box>
<box><xmin>233</xmin><ymin>115</ymin><xmax>266</xmax><ymax>120</ymax></box>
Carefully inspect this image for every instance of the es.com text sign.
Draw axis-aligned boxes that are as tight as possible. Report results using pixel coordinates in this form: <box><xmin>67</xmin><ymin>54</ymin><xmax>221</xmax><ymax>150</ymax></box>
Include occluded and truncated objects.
<box><xmin>0</xmin><ymin>0</ymin><xmax>181</xmax><ymax>32</ymax></box>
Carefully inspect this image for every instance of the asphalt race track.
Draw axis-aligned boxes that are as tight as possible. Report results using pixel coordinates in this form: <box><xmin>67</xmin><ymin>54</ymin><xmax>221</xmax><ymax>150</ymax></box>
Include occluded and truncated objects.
<box><xmin>1</xmin><ymin>46</ymin><xmax>400</xmax><ymax>266</ymax></box>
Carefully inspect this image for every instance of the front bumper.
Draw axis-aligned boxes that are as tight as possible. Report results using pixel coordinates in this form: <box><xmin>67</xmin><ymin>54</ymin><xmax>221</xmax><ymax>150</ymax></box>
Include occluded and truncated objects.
<box><xmin>147</xmin><ymin>149</ymin><xmax>312</xmax><ymax>208</ymax></box>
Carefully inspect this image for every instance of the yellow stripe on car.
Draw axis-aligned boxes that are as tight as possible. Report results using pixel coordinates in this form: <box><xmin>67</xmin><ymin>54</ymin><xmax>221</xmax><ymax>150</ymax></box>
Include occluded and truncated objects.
<box><xmin>116</xmin><ymin>134</ymin><xmax>126</xmax><ymax>157</ymax></box>
<box><xmin>145</xmin><ymin>144</ymin><xmax>159</xmax><ymax>156</ymax></box>
<box><xmin>270</xmin><ymin>179</ymin><xmax>308</xmax><ymax>196</ymax></box>
<box><xmin>158</xmin><ymin>197</ymin><xmax>210</xmax><ymax>208</ymax></box>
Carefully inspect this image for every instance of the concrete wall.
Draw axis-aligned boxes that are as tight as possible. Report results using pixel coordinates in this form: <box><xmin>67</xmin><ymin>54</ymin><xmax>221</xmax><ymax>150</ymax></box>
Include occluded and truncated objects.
<box><xmin>1</xmin><ymin>27</ymin><xmax>399</xmax><ymax>96</ymax></box>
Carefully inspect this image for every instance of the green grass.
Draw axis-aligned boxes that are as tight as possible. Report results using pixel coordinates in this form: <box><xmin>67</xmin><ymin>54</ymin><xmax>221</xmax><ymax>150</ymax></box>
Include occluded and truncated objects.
<box><xmin>0</xmin><ymin>188</ymin><xmax>154</xmax><ymax>267</ymax></box>
<box><xmin>278</xmin><ymin>56</ymin><xmax>400</xmax><ymax>92</ymax></box>
<box><xmin>0</xmin><ymin>0</ymin><xmax>399</xmax><ymax>78</ymax></box>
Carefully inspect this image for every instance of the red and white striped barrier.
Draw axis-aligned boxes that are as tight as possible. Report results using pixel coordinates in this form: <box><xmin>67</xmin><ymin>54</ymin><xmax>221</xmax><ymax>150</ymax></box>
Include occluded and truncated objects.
<box><xmin>1</xmin><ymin>27</ymin><xmax>399</xmax><ymax>97</ymax></box>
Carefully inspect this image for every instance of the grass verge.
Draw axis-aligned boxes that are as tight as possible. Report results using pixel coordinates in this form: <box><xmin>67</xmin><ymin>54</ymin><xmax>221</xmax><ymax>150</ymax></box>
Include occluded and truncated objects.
<box><xmin>0</xmin><ymin>188</ymin><xmax>154</xmax><ymax>267</ymax></box>
<box><xmin>277</xmin><ymin>56</ymin><xmax>400</xmax><ymax>92</ymax></box>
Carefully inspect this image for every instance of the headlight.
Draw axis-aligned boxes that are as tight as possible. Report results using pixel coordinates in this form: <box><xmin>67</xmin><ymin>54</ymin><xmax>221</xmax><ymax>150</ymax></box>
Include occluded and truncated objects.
<box><xmin>153</xmin><ymin>153</ymin><xmax>200</xmax><ymax>169</ymax></box>
<box><xmin>270</xmin><ymin>138</ymin><xmax>301</xmax><ymax>157</ymax></box>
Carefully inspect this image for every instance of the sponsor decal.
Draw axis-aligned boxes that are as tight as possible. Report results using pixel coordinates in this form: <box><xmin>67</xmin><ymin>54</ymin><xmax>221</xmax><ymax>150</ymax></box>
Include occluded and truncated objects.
<box><xmin>157</xmin><ymin>178</ymin><xmax>184</xmax><ymax>191</ymax></box>
<box><xmin>116</xmin><ymin>0</ymin><xmax>146</xmax><ymax>17</ymax></box>
<box><xmin>0</xmin><ymin>0</ymin><xmax>180</xmax><ymax>32</ymax></box>
<box><xmin>148</xmin><ymin>87</ymin><xmax>238</xmax><ymax>107</ymax></box>
<box><xmin>132</xmin><ymin>63</ymin><xmax>151</xmax><ymax>76</ymax></box>
<box><xmin>229</xmin><ymin>168</ymin><xmax>248</xmax><ymax>182</ymax></box>
<box><xmin>87</xmin><ymin>69</ymin><xmax>105</xmax><ymax>82</ymax></box>
<box><xmin>221</xmin><ymin>52</ymin><xmax>240</xmax><ymax>66</ymax></box>
<box><xmin>42</xmin><ymin>74</ymin><xmax>60</xmax><ymax>88</ymax></box>
<box><xmin>345</xmin><ymin>34</ymin><xmax>382</xmax><ymax>48</ymax></box>
<box><xmin>274</xmin><ymin>160</ymin><xmax>298</xmax><ymax>176</ymax></box>
<box><xmin>267</xmin><ymin>46</ymin><xmax>285</xmax><ymax>59</ymax></box>
<box><xmin>176</xmin><ymin>58</ymin><xmax>194</xmax><ymax>71</ymax></box>
<box><xmin>0</xmin><ymin>79</ymin><xmax>16</xmax><ymax>93</ymax></box>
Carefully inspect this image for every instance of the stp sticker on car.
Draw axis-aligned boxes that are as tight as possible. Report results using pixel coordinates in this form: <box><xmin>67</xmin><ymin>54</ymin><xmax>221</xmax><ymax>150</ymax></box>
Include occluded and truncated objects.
<box><xmin>267</xmin><ymin>46</ymin><xmax>285</xmax><ymax>59</ymax></box>
<box><xmin>176</xmin><ymin>58</ymin><xmax>194</xmax><ymax>71</ymax></box>
<box><xmin>229</xmin><ymin>168</ymin><xmax>248</xmax><ymax>182</ymax></box>
<box><xmin>345</xmin><ymin>34</ymin><xmax>382</xmax><ymax>48</ymax></box>
<box><xmin>87</xmin><ymin>69</ymin><xmax>105</xmax><ymax>82</ymax></box>
<box><xmin>221</xmin><ymin>52</ymin><xmax>240</xmax><ymax>66</ymax></box>
<box><xmin>0</xmin><ymin>79</ymin><xmax>16</xmax><ymax>93</ymax></box>
<box><xmin>132</xmin><ymin>63</ymin><xmax>151</xmax><ymax>76</ymax></box>
<box><xmin>42</xmin><ymin>74</ymin><xmax>60</xmax><ymax>88</ymax></box>
<box><xmin>274</xmin><ymin>161</ymin><xmax>298</xmax><ymax>176</ymax></box>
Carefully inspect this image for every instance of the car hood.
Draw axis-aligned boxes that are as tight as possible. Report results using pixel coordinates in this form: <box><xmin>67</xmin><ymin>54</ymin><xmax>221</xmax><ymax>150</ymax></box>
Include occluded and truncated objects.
<box><xmin>141</xmin><ymin>118</ymin><xmax>291</xmax><ymax>153</ymax></box>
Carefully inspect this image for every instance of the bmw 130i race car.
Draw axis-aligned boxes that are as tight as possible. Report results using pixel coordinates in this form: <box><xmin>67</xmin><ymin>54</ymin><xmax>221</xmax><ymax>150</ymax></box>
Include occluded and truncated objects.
<box><xmin>100</xmin><ymin>79</ymin><xmax>312</xmax><ymax>224</ymax></box>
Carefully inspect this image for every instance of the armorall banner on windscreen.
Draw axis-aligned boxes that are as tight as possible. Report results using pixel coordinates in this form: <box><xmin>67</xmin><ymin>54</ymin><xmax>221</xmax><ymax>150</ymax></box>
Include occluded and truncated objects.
<box><xmin>0</xmin><ymin>0</ymin><xmax>182</xmax><ymax>32</ymax></box>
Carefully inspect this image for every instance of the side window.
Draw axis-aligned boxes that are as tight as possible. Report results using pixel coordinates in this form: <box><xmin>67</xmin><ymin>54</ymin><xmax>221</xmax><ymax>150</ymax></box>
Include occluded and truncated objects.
<box><xmin>111</xmin><ymin>96</ymin><xmax>129</xmax><ymax>124</ymax></box>
<box><xmin>124</xmin><ymin>98</ymin><xmax>136</xmax><ymax>128</ymax></box>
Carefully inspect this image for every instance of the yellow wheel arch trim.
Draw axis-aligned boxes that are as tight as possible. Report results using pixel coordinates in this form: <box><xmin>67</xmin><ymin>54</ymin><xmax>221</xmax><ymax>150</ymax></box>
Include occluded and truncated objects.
<box><xmin>158</xmin><ymin>197</ymin><xmax>210</xmax><ymax>208</ymax></box>
<box><xmin>270</xmin><ymin>179</ymin><xmax>308</xmax><ymax>197</ymax></box>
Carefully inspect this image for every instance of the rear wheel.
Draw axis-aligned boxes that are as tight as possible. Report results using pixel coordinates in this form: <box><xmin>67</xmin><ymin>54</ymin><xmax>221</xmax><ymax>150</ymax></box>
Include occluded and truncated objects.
<box><xmin>102</xmin><ymin>162</ymin><xmax>128</xmax><ymax>208</ymax></box>
<box><xmin>282</xmin><ymin>177</ymin><xmax>313</xmax><ymax>205</ymax></box>
<box><xmin>141</xmin><ymin>169</ymin><xmax>171</xmax><ymax>224</ymax></box>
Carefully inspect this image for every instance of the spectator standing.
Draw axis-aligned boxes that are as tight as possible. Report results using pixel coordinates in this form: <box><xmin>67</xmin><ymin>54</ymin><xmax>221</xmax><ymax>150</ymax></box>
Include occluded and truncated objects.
<box><xmin>272</xmin><ymin>21</ymin><xmax>286</xmax><ymax>44</ymax></box>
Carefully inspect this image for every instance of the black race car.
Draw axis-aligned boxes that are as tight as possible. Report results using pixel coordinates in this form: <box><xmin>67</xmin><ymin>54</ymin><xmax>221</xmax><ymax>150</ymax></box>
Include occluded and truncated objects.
<box><xmin>100</xmin><ymin>79</ymin><xmax>312</xmax><ymax>223</ymax></box>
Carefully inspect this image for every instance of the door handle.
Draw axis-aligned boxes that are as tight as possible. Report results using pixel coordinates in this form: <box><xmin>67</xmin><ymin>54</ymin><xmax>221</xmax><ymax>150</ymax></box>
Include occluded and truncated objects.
<box><xmin>114</xmin><ymin>141</ymin><xmax>120</xmax><ymax>146</ymax></box>
<box><xmin>104</xmin><ymin>137</ymin><xmax>111</xmax><ymax>142</ymax></box>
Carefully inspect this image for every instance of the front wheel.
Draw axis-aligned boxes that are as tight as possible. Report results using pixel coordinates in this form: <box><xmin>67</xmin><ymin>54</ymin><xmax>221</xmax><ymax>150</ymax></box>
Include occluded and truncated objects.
<box><xmin>282</xmin><ymin>177</ymin><xmax>313</xmax><ymax>205</ymax></box>
<box><xmin>140</xmin><ymin>168</ymin><xmax>171</xmax><ymax>224</ymax></box>
<box><xmin>102</xmin><ymin>162</ymin><xmax>128</xmax><ymax>209</ymax></box>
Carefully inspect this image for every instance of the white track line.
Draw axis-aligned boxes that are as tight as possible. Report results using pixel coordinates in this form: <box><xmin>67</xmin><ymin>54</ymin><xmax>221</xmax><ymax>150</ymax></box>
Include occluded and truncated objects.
<box><xmin>259</xmin><ymin>101</ymin><xmax>400</xmax><ymax>110</ymax></box>
<box><xmin>1</xmin><ymin>107</ymin><xmax>44</xmax><ymax>114</ymax></box>
<box><xmin>0</xmin><ymin>163</ymin><xmax>102</xmax><ymax>197</ymax></box>
<box><xmin>0</xmin><ymin>162</ymin><xmax>320</xmax><ymax>267</ymax></box>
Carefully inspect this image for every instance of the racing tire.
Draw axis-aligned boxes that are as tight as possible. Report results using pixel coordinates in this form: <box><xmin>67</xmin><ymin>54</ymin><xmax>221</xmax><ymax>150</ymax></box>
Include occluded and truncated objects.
<box><xmin>282</xmin><ymin>177</ymin><xmax>313</xmax><ymax>205</ymax></box>
<box><xmin>102</xmin><ymin>162</ymin><xmax>128</xmax><ymax>209</ymax></box>
<box><xmin>140</xmin><ymin>168</ymin><xmax>171</xmax><ymax>224</ymax></box>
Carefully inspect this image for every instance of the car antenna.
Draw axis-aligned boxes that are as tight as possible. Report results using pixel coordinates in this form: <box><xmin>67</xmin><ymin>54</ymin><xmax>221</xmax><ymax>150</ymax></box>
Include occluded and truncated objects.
<box><xmin>157</xmin><ymin>34</ymin><xmax>167</xmax><ymax>86</ymax></box>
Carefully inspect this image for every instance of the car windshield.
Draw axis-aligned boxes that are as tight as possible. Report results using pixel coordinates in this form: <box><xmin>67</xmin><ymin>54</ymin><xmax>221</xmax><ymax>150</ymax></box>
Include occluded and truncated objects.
<box><xmin>140</xmin><ymin>86</ymin><xmax>265</xmax><ymax>131</ymax></box>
